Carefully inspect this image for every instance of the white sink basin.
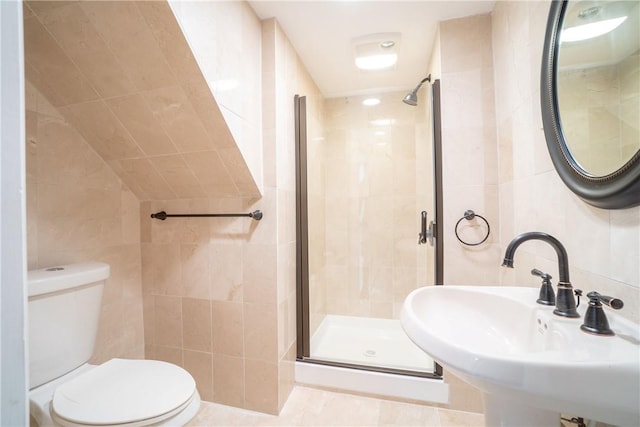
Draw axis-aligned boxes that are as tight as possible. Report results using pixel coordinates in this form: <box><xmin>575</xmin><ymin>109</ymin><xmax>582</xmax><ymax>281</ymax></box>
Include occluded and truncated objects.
<box><xmin>401</xmin><ymin>285</ymin><xmax>640</xmax><ymax>426</ymax></box>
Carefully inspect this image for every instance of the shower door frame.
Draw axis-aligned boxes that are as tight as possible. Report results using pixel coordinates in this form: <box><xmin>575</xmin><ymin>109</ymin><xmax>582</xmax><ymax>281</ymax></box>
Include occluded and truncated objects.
<box><xmin>295</xmin><ymin>81</ymin><xmax>444</xmax><ymax>379</ymax></box>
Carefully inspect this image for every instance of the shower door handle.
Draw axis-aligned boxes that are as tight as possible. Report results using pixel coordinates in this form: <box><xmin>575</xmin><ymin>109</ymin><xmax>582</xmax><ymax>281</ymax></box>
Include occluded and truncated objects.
<box><xmin>418</xmin><ymin>211</ymin><xmax>435</xmax><ymax>246</ymax></box>
<box><xmin>418</xmin><ymin>211</ymin><xmax>428</xmax><ymax>244</ymax></box>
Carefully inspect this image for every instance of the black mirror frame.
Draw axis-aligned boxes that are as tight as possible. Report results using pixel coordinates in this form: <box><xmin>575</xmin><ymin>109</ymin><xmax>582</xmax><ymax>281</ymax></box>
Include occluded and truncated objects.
<box><xmin>541</xmin><ymin>0</ymin><xmax>640</xmax><ymax>209</ymax></box>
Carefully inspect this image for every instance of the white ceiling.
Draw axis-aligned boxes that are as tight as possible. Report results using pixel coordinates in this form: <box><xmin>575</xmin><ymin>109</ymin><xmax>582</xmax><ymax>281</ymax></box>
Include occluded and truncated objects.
<box><xmin>249</xmin><ymin>1</ymin><xmax>496</xmax><ymax>98</ymax></box>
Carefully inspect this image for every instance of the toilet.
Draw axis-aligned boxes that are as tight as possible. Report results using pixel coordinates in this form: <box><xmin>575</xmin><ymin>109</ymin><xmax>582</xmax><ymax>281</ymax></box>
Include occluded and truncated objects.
<box><xmin>28</xmin><ymin>262</ymin><xmax>201</xmax><ymax>427</ymax></box>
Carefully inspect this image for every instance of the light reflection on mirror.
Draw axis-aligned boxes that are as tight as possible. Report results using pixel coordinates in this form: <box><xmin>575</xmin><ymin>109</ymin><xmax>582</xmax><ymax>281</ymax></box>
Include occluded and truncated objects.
<box><xmin>557</xmin><ymin>0</ymin><xmax>640</xmax><ymax>177</ymax></box>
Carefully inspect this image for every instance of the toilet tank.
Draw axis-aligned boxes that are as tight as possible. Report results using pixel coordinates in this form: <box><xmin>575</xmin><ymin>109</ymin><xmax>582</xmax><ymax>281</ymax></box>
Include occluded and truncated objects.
<box><xmin>28</xmin><ymin>262</ymin><xmax>109</xmax><ymax>389</ymax></box>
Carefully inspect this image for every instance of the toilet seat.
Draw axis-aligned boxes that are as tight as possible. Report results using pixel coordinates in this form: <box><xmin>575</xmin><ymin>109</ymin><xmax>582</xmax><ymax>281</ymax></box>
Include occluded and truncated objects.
<box><xmin>50</xmin><ymin>359</ymin><xmax>197</xmax><ymax>427</ymax></box>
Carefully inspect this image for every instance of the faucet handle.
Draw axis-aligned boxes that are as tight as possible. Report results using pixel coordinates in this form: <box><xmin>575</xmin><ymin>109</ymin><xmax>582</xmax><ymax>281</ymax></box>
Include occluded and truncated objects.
<box><xmin>531</xmin><ymin>268</ymin><xmax>552</xmax><ymax>281</ymax></box>
<box><xmin>581</xmin><ymin>291</ymin><xmax>623</xmax><ymax>336</ymax></box>
<box><xmin>586</xmin><ymin>291</ymin><xmax>623</xmax><ymax>310</ymax></box>
<box><xmin>531</xmin><ymin>268</ymin><xmax>555</xmax><ymax>306</ymax></box>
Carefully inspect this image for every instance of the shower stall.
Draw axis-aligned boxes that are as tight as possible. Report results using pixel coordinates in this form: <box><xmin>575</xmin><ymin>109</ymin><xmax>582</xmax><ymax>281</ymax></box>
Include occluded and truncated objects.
<box><xmin>295</xmin><ymin>80</ymin><xmax>444</xmax><ymax>393</ymax></box>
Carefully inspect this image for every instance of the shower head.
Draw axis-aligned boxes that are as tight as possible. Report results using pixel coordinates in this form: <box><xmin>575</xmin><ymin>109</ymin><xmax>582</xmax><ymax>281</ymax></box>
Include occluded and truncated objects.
<box><xmin>402</xmin><ymin>75</ymin><xmax>431</xmax><ymax>106</ymax></box>
<box><xmin>402</xmin><ymin>90</ymin><xmax>419</xmax><ymax>106</ymax></box>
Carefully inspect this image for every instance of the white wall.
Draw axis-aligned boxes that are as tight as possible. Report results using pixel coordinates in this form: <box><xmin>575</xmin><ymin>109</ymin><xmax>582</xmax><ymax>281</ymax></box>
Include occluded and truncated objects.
<box><xmin>1</xmin><ymin>0</ymin><xmax>28</xmax><ymax>424</ymax></box>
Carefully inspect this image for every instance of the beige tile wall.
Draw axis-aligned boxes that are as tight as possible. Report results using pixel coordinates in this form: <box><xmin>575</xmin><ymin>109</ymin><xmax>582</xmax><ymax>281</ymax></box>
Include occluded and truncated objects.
<box><xmin>168</xmin><ymin>0</ymin><xmax>264</xmax><ymax>193</ymax></box>
<box><xmin>23</xmin><ymin>0</ymin><xmax>259</xmax><ymax>202</ymax></box>
<box><xmin>492</xmin><ymin>0</ymin><xmax>640</xmax><ymax>324</ymax></box>
<box><xmin>141</xmin><ymin>16</ymin><xmax>319</xmax><ymax>415</ymax></box>
<box><xmin>439</xmin><ymin>14</ymin><xmax>501</xmax><ymax>286</ymax></box>
<box><xmin>319</xmin><ymin>91</ymin><xmax>431</xmax><ymax>320</ymax></box>
<box><xmin>25</xmin><ymin>81</ymin><xmax>144</xmax><ymax>364</ymax></box>
<box><xmin>141</xmin><ymin>196</ymin><xmax>278</xmax><ymax>410</ymax></box>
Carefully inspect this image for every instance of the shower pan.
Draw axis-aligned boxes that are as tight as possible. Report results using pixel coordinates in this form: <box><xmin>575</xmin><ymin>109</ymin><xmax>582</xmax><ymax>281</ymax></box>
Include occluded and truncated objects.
<box><xmin>295</xmin><ymin>80</ymin><xmax>445</xmax><ymax>388</ymax></box>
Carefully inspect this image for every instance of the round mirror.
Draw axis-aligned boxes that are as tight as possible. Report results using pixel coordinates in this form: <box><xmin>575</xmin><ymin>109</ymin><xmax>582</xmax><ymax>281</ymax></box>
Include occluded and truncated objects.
<box><xmin>541</xmin><ymin>0</ymin><xmax>640</xmax><ymax>209</ymax></box>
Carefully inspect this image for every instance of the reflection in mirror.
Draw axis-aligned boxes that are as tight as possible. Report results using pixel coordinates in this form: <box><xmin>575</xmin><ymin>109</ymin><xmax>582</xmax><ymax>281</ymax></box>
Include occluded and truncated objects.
<box><xmin>556</xmin><ymin>0</ymin><xmax>640</xmax><ymax>177</ymax></box>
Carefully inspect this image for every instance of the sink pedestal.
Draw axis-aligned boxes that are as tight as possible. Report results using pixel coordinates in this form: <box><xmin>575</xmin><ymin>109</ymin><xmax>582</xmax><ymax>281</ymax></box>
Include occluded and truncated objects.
<box><xmin>484</xmin><ymin>393</ymin><xmax>560</xmax><ymax>427</ymax></box>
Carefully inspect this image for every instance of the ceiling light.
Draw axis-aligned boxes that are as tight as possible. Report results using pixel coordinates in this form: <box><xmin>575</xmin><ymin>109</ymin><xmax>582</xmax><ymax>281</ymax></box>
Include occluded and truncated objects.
<box><xmin>561</xmin><ymin>16</ymin><xmax>627</xmax><ymax>42</ymax></box>
<box><xmin>355</xmin><ymin>51</ymin><xmax>397</xmax><ymax>71</ymax></box>
<box><xmin>362</xmin><ymin>97</ymin><xmax>381</xmax><ymax>106</ymax></box>
<box><xmin>353</xmin><ymin>33</ymin><xmax>400</xmax><ymax>71</ymax></box>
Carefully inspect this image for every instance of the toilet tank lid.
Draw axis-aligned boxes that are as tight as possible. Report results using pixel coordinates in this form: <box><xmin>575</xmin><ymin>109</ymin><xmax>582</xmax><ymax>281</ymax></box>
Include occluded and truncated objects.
<box><xmin>28</xmin><ymin>262</ymin><xmax>110</xmax><ymax>297</ymax></box>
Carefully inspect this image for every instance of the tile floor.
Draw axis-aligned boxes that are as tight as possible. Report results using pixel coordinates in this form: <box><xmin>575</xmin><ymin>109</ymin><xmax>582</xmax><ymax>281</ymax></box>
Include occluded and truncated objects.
<box><xmin>187</xmin><ymin>385</ymin><xmax>485</xmax><ymax>426</ymax></box>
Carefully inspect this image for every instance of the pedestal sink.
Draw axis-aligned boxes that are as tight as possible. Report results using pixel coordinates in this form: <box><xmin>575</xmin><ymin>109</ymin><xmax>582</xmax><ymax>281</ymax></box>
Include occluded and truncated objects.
<box><xmin>400</xmin><ymin>286</ymin><xmax>640</xmax><ymax>426</ymax></box>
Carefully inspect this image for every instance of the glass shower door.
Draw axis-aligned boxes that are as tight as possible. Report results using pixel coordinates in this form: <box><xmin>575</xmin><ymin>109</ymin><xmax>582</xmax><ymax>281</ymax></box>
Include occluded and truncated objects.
<box><xmin>296</xmin><ymin>85</ymin><xmax>441</xmax><ymax>376</ymax></box>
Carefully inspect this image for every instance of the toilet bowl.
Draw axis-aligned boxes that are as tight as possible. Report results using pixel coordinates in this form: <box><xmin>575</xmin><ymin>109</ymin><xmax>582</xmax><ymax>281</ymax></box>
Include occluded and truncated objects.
<box><xmin>27</xmin><ymin>263</ymin><xmax>200</xmax><ymax>427</ymax></box>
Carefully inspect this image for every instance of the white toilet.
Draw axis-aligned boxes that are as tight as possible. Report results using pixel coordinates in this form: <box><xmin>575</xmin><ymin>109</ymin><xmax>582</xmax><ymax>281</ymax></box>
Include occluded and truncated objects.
<box><xmin>28</xmin><ymin>262</ymin><xmax>201</xmax><ymax>427</ymax></box>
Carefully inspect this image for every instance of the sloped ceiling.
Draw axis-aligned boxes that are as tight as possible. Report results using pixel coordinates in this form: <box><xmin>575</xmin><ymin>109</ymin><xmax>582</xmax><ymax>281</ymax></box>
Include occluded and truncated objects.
<box><xmin>23</xmin><ymin>0</ymin><xmax>260</xmax><ymax>201</ymax></box>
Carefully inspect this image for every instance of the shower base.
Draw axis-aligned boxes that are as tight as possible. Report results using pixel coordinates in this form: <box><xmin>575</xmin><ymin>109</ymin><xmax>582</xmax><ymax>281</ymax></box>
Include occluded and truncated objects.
<box><xmin>310</xmin><ymin>314</ymin><xmax>434</xmax><ymax>373</ymax></box>
<box><xmin>298</xmin><ymin>315</ymin><xmax>448</xmax><ymax>404</ymax></box>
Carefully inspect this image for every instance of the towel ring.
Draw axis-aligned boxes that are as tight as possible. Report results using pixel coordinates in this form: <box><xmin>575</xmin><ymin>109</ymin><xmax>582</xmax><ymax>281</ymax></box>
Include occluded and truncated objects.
<box><xmin>455</xmin><ymin>209</ymin><xmax>490</xmax><ymax>246</ymax></box>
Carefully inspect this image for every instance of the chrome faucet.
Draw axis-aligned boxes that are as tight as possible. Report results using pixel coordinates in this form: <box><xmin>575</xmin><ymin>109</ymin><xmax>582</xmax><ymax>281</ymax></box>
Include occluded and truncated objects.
<box><xmin>502</xmin><ymin>232</ymin><xmax>580</xmax><ymax>318</ymax></box>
